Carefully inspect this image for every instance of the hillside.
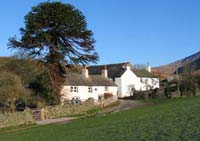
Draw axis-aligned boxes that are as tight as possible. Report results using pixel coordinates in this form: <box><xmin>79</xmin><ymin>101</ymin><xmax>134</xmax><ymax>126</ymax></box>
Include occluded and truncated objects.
<box><xmin>0</xmin><ymin>57</ymin><xmax>13</xmax><ymax>67</ymax></box>
<box><xmin>153</xmin><ymin>51</ymin><xmax>200</xmax><ymax>74</ymax></box>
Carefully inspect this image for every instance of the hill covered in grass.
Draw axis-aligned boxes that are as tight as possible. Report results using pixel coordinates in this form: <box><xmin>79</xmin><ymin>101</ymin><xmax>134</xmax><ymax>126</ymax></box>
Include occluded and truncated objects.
<box><xmin>0</xmin><ymin>97</ymin><xmax>200</xmax><ymax>141</ymax></box>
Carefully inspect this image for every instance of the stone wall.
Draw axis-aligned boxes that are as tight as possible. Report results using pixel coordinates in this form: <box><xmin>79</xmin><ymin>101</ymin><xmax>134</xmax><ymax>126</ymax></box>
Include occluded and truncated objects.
<box><xmin>0</xmin><ymin>100</ymin><xmax>96</xmax><ymax>128</ymax></box>
<box><xmin>0</xmin><ymin>109</ymin><xmax>34</xmax><ymax>128</ymax></box>
<box><xmin>96</xmin><ymin>96</ymin><xmax>118</xmax><ymax>107</ymax></box>
<box><xmin>46</xmin><ymin>100</ymin><xmax>95</xmax><ymax>119</ymax></box>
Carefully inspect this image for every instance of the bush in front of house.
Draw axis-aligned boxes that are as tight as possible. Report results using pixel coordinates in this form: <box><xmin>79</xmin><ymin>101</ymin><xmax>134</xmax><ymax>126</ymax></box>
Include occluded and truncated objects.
<box><xmin>127</xmin><ymin>88</ymin><xmax>165</xmax><ymax>100</ymax></box>
<box><xmin>0</xmin><ymin>71</ymin><xmax>31</xmax><ymax>113</ymax></box>
<box><xmin>104</xmin><ymin>93</ymin><xmax>113</xmax><ymax>99</ymax></box>
<box><xmin>0</xmin><ymin>109</ymin><xmax>34</xmax><ymax>128</ymax></box>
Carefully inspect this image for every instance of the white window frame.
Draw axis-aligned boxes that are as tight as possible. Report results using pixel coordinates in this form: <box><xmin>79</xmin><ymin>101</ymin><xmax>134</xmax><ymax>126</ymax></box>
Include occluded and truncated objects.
<box><xmin>88</xmin><ymin>86</ymin><xmax>92</xmax><ymax>93</ymax></box>
<box><xmin>70</xmin><ymin>86</ymin><xmax>78</xmax><ymax>93</ymax></box>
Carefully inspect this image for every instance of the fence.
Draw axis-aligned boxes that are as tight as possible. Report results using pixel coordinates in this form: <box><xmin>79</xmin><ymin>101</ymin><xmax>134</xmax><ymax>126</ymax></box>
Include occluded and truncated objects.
<box><xmin>32</xmin><ymin>108</ymin><xmax>46</xmax><ymax>121</ymax></box>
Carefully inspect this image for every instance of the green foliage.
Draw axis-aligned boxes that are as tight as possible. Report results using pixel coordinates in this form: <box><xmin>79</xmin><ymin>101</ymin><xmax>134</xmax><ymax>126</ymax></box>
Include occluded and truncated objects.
<box><xmin>1</xmin><ymin>97</ymin><xmax>200</xmax><ymax>140</ymax></box>
<box><xmin>179</xmin><ymin>79</ymin><xmax>196</xmax><ymax>96</ymax></box>
<box><xmin>8</xmin><ymin>1</ymin><xmax>99</xmax><ymax>97</ymax></box>
<box><xmin>1</xmin><ymin>57</ymin><xmax>42</xmax><ymax>85</ymax></box>
<box><xmin>0</xmin><ymin>71</ymin><xmax>30</xmax><ymax>112</ymax></box>
<box><xmin>29</xmin><ymin>72</ymin><xmax>59</xmax><ymax>107</ymax></box>
<box><xmin>8</xmin><ymin>1</ymin><xmax>98</xmax><ymax>65</ymax></box>
<box><xmin>194</xmin><ymin>74</ymin><xmax>200</xmax><ymax>88</ymax></box>
<box><xmin>0</xmin><ymin>57</ymin><xmax>58</xmax><ymax>109</ymax></box>
<box><xmin>0</xmin><ymin>109</ymin><xmax>34</xmax><ymax>128</ymax></box>
<box><xmin>179</xmin><ymin>64</ymin><xmax>197</xmax><ymax>96</ymax></box>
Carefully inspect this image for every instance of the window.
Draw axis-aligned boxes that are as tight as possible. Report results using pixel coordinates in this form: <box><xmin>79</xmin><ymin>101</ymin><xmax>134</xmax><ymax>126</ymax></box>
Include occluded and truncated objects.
<box><xmin>88</xmin><ymin>86</ymin><xmax>92</xmax><ymax>93</ymax></box>
<box><xmin>70</xmin><ymin>86</ymin><xmax>78</xmax><ymax>93</ymax></box>
<box><xmin>105</xmin><ymin>86</ymin><xmax>108</xmax><ymax>91</ymax></box>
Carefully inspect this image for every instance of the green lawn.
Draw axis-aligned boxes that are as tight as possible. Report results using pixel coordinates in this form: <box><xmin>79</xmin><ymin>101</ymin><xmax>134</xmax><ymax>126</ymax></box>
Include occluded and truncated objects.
<box><xmin>1</xmin><ymin>97</ymin><xmax>200</xmax><ymax>141</ymax></box>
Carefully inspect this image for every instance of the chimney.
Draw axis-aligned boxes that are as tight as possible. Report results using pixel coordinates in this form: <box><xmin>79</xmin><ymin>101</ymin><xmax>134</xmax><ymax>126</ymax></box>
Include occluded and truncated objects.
<box><xmin>82</xmin><ymin>65</ymin><xmax>89</xmax><ymax>78</ymax></box>
<box><xmin>124</xmin><ymin>62</ymin><xmax>130</xmax><ymax>70</ymax></box>
<box><xmin>147</xmin><ymin>62</ymin><xmax>151</xmax><ymax>73</ymax></box>
<box><xmin>101</xmin><ymin>66</ymin><xmax>108</xmax><ymax>78</ymax></box>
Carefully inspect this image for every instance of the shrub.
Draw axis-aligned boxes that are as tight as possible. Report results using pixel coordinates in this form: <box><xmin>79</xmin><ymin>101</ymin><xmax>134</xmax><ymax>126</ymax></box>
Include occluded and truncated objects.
<box><xmin>0</xmin><ymin>109</ymin><xmax>34</xmax><ymax>128</ymax></box>
<box><xmin>104</xmin><ymin>93</ymin><xmax>113</xmax><ymax>99</ymax></box>
<box><xmin>0</xmin><ymin>71</ymin><xmax>31</xmax><ymax>113</ymax></box>
<box><xmin>29</xmin><ymin>72</ymin><xmax>59</xmax><ymax>107</ymax></box>
<box><xmin>1</xmin><ymin>57</ymin><xmax>42</xmax><ymax>85</ymax></box>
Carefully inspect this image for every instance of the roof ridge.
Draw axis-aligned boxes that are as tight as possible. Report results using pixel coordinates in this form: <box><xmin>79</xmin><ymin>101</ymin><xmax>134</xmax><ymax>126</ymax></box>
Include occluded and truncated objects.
<box><xmin>89</xmin><ymin>62</ymin><xmax>131</xmax><ymax>67</ymax></box>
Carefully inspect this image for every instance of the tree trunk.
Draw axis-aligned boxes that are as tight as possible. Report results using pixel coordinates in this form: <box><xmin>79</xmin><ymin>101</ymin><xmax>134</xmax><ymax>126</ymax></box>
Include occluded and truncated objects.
<box><xmin>46</xmin><ymin>63</ymin><xmax>65</xmax><ymax>104</ymax></box>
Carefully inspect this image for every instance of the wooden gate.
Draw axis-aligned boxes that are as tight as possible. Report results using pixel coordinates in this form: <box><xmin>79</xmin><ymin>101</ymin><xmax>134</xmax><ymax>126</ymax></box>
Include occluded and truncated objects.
<box><xmin>32</xmin><ymin>108</ymin><xmax>46</xmax><ymax>121</ymax></box>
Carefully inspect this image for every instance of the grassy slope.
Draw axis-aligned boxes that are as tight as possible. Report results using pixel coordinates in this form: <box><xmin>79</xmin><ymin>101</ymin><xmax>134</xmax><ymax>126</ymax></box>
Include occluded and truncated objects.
<box><xmin>1</xmin><ymin>97</ymin><xmax>200</xmax><ymax>141</ymax></box>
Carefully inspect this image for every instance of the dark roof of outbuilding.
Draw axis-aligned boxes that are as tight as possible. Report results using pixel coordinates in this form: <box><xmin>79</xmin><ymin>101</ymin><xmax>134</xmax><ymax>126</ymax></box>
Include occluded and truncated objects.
<box><xmin>64</xmin><ymin>73</ymin><xmax>117</xmax><ymax>86</ymax></box>
<box><xmin>88</xmin><ymin>62</ymin><xmax>156</xmax><ymax>78</ymax></box>
<box><xmin>89</xmin><ymin>63</ymin><xmax>126</xmax><ymax>78</ymax></box>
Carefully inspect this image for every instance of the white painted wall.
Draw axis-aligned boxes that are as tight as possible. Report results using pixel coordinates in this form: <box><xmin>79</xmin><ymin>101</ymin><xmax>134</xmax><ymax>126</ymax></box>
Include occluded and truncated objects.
<box><xmin>119</xmin><ymin>68</ymin><xmax>140</xmax><ymax>97</ymax></box>
<box><xmin>114</xmin><ymin>77</ymin><xmax>121</xmax><ymax>97</ymax></box>
<box><xmin>60</xmin><ymin>86</ymin><xmax>118</xmax><ymax>102</ymax></box>
<box><xmin>115</xmin><ymin>69</ymin><xmax>160</xmax><ymax>98</ymax></box>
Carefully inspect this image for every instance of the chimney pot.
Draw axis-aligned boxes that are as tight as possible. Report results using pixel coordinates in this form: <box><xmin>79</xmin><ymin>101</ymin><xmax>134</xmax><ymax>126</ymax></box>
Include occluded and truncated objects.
<box><xmin>82</xmin><ymin>65</ymin><xmax>89</xmax><ymax>78</ymax></box>
<box><xmin>124</xmin><ymin>62</ymin><xmax>130</xmax><ymax>70</ymax></box>
<box><xmin>101</xmin><ymin>66</ymin><xmax>108</xmax><ymax>78</ymax></box>
<box><xmin>147</xmin><ymin>62</ymin><xmax>151</xmax><ymax>73</ymax></box>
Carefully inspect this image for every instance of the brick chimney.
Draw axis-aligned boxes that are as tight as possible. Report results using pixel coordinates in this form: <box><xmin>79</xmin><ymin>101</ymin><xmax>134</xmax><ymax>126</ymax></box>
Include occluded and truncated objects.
<box><xmin>101</xmin><ymin>66</ymin><xmax>108</xmax><ymax>78</ymax></box>
<box><xmin>82</xmin><ymin>65</ymin><xmax>89</xmax><ymax>78</ymax></box>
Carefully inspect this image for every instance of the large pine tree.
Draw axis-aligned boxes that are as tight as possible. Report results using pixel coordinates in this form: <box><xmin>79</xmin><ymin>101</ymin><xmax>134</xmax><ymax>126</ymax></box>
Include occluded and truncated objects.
<box><xmin>8</xmin><ymin>2</ymin><xmax>99</xmax><ymax>99</ymax></box>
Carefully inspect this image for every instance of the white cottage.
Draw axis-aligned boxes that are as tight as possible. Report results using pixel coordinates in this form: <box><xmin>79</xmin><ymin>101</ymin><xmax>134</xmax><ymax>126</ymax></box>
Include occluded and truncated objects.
<box><xmin>60</xmin><ymin>67</ymin><xmax>118</xmax><ymax>102</ymax></box>
<box><xmin>89</xmin><ymin>62</ymin><xmax>159</xmax><ymax>98</ymax></box>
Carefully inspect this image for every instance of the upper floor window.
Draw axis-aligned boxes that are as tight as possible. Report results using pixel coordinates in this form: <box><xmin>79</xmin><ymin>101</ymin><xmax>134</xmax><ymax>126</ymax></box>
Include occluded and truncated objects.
<box><xmin>105</xmin><ymin>86</ymin><xmax>108</xmax><ymax>91</ymax></box>
<box><xmin>88</xmin><ymin>86</ymin><xmax>92</xmax><ymax>93</ymax></box>
<box><xmin>70</xmin><ymin>86</ymin><xmax>78</xmax><ymax>93</ymax></box>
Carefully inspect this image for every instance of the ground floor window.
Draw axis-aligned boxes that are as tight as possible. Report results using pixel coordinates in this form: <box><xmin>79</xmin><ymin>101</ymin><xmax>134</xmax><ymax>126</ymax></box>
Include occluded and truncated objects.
<box><xmin>70</xmin><ymin>86</ymin><xmax>78</xmax><ymax>93</ymax></box>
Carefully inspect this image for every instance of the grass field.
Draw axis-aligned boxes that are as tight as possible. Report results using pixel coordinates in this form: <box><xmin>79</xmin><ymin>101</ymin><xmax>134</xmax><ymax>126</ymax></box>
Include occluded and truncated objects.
<box><xmin>0</xmin><ymin>97</ymin><xmax>200</xmax><ymax>141</ymax></box>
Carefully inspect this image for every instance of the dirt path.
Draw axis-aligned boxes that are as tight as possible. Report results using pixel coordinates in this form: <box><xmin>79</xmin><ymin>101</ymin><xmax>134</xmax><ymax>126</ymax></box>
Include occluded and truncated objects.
<box><xmin>35</xmin><ymin>117</ymin><xmax>77</xmax><ymax>125</ymax></box>
<box><xmin>0</xmin><ymin>117</ymin><xmax>77</xmax><ymax>134</ymax></box>
<box><xmin>99</xmin><ymin>100</ymin><xmax>147</xmax><ymax>114</ymax></box>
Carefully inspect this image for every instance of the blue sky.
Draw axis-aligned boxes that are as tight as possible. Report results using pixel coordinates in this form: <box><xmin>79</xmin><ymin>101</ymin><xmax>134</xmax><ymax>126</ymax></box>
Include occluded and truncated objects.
<box><xmin>0</xmin><ymin>0</ymin><xmax>200</xmax><ymax>67</ymax></box>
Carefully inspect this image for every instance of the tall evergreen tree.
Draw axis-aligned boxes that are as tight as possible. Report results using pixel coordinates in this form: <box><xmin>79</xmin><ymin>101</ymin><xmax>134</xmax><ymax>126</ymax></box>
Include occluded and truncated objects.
<box><xmin>8</xmin><ymin>2</ymin><xmax>99</xmax><ymax>98</ymax></box>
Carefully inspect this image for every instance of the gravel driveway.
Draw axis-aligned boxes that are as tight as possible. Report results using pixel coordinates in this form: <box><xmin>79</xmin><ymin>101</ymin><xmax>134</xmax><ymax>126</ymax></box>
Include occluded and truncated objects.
<box><xmin>100</xmin><ymin>99</ymin><xmax>147</xmax><ymax>114</ymax></box>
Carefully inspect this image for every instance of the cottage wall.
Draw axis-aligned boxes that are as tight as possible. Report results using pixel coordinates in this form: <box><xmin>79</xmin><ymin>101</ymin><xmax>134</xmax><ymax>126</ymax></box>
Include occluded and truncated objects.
<box><xmin>116</xmin><ymin>69</ymin><xmax>160</xmax><ymax>98</ymax></box>
<box><xmin>119</xmin><ymin>69</ymin><xmax>140</xmax><ymax>97</ymax></box>
<box><xmin>114</xmin><ymin>77</ymin><xmax>121</xmax><ymax>97</ymax></box>
<box><xmin>61</xmin><ymin>86</ymin><xmax>118</xmax><ymax>101</ymax></box>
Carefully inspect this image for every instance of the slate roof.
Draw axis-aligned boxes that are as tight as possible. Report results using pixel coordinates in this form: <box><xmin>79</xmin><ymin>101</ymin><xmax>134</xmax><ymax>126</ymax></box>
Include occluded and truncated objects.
<box><xmin>88</xmin><ymin>62</ymin><xmax>156</xmax><ymax>78</ymax></box>
<box><xmin>64</xmin><ymin>73</ymin><xmax>117</xmax><ymax>86</ymax></box>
